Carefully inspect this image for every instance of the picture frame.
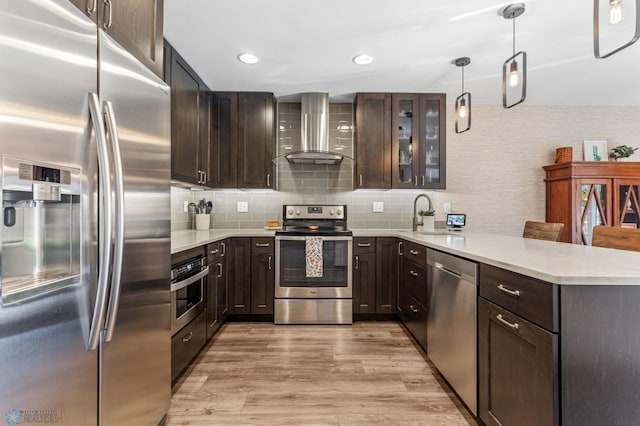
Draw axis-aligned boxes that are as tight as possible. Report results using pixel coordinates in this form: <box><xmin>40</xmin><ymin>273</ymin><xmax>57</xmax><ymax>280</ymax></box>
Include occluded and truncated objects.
<box><xmin>583</xmin><ymin>140</ymin><xmax>608</xmax><ymax>161</ymax></box>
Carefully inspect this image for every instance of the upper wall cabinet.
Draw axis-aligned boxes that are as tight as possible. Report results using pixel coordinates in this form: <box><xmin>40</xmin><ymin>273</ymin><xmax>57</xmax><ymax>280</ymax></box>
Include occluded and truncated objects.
<box><xmin>355</xmin><ymin>93</ymin><xmax>392</xmax><ymax>189</ymax></box>
<box><xmin>70</xmin><ymin>0</ymin><xmax>164</xmax><ymax>77</ymax></box>
<box><xmin>164</xmin><ymin>41</ymin><xmax>210</xmax><ymax>186</ymax></box>
<box><xmin>237</xmin><ymin>92</ymin><xmax>275</xmax><ymax>189</ymax></box>
<box><xmin>392</xmin><ymin>94</ymin><xmax>447</xmax><ymax>190</ymax></box>
<box><xmin>209</xmin><ymin>92</ymin><xmax>275</xmax><ymax>189</ymax></box>
<box><xmin>355</xmin><ymin>92</ymin><xmax>446</xmax><ymax>190</ymax></box>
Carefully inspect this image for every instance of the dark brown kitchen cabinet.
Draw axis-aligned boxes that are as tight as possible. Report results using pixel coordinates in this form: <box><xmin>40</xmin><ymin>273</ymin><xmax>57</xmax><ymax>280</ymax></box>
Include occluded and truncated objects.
<box><xmin>478</xmin><ymin>298</ymin><xmax>557</xmax><ymax>426</ymax></box>
<box><xmin>250</xmin><ymin>238</ymin><xmax>274</xmax><ymax>314</ymax></box>
<box><xmin>391</xmin><ymin>94</ymin><xmax>446</xmax><ymax>189</ymax></box>
<box><xmin>375</xmin><ymin>237</ymin><xmax>398</xmax><ymax>313</ymax></box>
<box><xmin>398</xmin><ymin>257</ymin><xmax>429</xmax><ymax>351</ymax></box>
<box><xmin>478</xmin><ymin>264</ymin><xmax>559</xmax><ymax>426</ymax></box>
<box><xmin>205</xmin><ymin>240</ymin><xmax>227</xmax><ymax>339</ymax></box>
<box><xmin>209</xmin><ymin>92</ymin><xmax>239</xmax><ymax>188</ymax></box>
<box><xmin>353</xmin><ymin>237</ymin><xmax>398</xmax><ymax>315</ymax></box>
<box><xmin>238</xmin><ymin>93</ymin><xmax>275</xmax><ymax>189</ymax></box>
<box><xmin>228</xmin><ymin>238</ymin><xmax>251</xmax><ymax>314</ymax></box>
<box><xmin>165</xmin><ymin>41</ymin><xmax>211</xmax><ymax>186</ymax></box>
<box><xmin>355</xmin><ymin>93</ymin><xmax>392</xmax><ymax>189</ymax></box>
<box><xmin>171</xmin><ymin>311</ymin><xmax>206</xmax><ymax>382</ymax></box>
<box><xmin>353</xmin><ymin>238</ymin><xmax>377</xmax><ymax>313</ymax></box>
<box><xmin>71</xmin><ymin>0</ymin><xmax>163</xmax><ymax>77</ymax></box>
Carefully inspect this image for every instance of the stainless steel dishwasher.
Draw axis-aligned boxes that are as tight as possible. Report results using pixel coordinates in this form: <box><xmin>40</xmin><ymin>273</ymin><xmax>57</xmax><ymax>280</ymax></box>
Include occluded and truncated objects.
<box><xmin>427</xmin><ymin>249</ymin><xmax>478</xmax><ymax>415</ymax></box>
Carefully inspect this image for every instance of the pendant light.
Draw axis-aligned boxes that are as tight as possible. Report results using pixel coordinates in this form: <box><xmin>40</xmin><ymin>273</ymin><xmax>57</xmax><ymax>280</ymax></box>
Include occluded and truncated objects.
<box><xmin>453</xmin><ymin>57</ymin><xmax>471</xmax><ymax>134</ymax></box>
<box><xmin>501</xmin><ymin>3</ymin><xmax>527</xmax><ymax>109</ymax></box>
<box><xmin>594</xmin><ymin>0</ymin><xmax>640</xmax><ymax>58</ymax></box>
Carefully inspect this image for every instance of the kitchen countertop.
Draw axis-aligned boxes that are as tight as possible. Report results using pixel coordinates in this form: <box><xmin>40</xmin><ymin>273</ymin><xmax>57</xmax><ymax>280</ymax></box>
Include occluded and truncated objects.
<box><xmin>171</xmin><ymin>229</ymin><xmax>640</xmax><ymax>286</ymax></box>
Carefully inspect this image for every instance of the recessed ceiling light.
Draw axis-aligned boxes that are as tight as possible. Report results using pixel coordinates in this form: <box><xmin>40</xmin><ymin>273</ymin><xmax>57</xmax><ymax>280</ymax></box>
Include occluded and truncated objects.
<box><xmin>237</xmin><ymin>53</ymin><xmax>259</xmax><ymax>64</ymax></box>
<box><xmin>352</xmin><ymin>54</ymin><xmax>374</xmax><ymax>65</ymax></box>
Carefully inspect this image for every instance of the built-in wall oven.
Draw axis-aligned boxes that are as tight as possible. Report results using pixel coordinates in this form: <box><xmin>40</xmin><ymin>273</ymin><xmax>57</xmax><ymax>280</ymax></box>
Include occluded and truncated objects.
<box><xmin>275</xmin><ymin>205</ymin><xmax>353</xmax><ymax>324</ymax></box>
<box><xmin>170</xmin><ymin>255</ymin><xmax>208</xmax><ymax>334</ymax></box>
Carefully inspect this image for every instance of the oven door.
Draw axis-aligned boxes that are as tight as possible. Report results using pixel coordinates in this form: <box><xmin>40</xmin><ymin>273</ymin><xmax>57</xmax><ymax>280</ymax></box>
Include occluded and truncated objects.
<box><xmin>170</xmin><ymin>266</ymin><xmax>208</xmax><ymax>334</ymax></box>
<box><xmin>275</xmin><ymin>236</ymin><xmax>352</xmax><ymax>298</ymax></box>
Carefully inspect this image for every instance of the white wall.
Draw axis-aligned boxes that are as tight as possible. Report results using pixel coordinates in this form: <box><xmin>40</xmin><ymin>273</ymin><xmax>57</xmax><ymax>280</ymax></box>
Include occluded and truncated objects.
<box><xmin>171</xmin><ymin>104</ymin><xmax>640</xmax><ymax>236</ymax></box>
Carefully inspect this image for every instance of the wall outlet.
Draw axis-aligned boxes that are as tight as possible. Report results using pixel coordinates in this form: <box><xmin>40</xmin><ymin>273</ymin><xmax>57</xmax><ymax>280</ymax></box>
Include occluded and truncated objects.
<box><xmin>372</xmin><ymin>201</ymin><xmax>384</xmax><ymax>213</ymax></box>
<box><xmin>183</xmin><ymin>201</ymin><xmax>189</xmax><ymax>212</ymax></box>
<box><xmin>237</xmin><ymin>201</ymin><xmax>249</xmax><ymax>212</ymax></box>
<box><xmin>444</xmin><ymin>202</ymin><xmax>451</xmax><ymax>214</ymax></box>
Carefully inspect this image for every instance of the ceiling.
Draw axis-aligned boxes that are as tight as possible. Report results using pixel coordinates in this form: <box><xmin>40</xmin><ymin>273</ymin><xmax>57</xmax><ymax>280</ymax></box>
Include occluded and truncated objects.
<box><xmin>164</xmin><ymin>0</ymin><xmax>640</xmax><ymax>105</ymax></box>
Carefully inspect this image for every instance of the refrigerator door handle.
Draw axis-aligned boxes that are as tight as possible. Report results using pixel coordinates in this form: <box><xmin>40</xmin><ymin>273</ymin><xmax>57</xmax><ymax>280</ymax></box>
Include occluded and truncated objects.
<box><xmin>87</xmin><ymin>92</ymin><xmax>113</xmax><ymax>351</ymax></box>
<box><xmin>103</xmin><ymin>100</ymin><xmax>125</xmax><ymax>342</ymax></box>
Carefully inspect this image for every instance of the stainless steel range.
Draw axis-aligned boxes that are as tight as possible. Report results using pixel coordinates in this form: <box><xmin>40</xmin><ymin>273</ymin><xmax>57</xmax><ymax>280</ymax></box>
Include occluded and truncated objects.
<box><xmin>274</xmin><ymin>205</ymin><xmax>353</xmax><ymax>324</ymax></box>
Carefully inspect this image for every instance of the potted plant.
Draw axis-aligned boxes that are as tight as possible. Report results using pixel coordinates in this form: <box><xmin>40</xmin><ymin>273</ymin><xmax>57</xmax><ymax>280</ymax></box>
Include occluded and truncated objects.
<box><xmin>418</xmin><ymin>209</ymin><xmax>436</xmax><ymax>231</ymax></box>
<box><xmin>609</xmin><ymin>145</ymin><xmax>638</xmax><ymax>161</ymax></box>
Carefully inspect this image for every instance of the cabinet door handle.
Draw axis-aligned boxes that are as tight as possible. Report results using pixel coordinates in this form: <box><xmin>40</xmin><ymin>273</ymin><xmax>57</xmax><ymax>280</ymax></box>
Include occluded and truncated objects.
<box><xmin>221</xmin><ymin>242</ymin><xmax>226</xmax><ymax>256</ymax></box>
<box><xmin>355</xmin><ymin>255</ymin><xmax>359</xmax><ymax>270</ymax></box>
<box><xmin>87</xmin><ymin>0</ymin><xmax>97</xmax><ymax>14</ymax></box>
<box><xmin>359</xmin><ymin>174</ymin><xmax>363</xmax><ymax>187</ymax></box>
<box><xmin>217</xmin><ymin>262</ymin><xmax>223</xmax><ymax>278</ymax></box>
<box><xmin>409</xmin><ymin>304</ymin><xmax>419</xmax><ymax>313</ymax></box>
<box><xmin>496</xmin><ymin>314</ymin><xmax>520</xmax><ymax>330</ymax></box>
<box><xmin>203</xmin><ymin>171</ymin><xmax>207</xmax><ymax>184</ymax></box>
<box><xmin>182</xmin><ymin>331</ymin><xmax>193</xmax><ymax>342</ymax></box>
<box><xmin>266</xmin><ymin>174</ymin><xmax>271</xmax><ymax>187</ymax></box>
<box><xmin>421</xmin><ymin>175</ymin><xmax>425</xmax><ymax>186</ymax></box>
<box><xmin>357</xmin><ymin>243</ymin><xmax>371</xmax><ymax>247</ymax></box>
<box><xmin>409</xmin><ymin>249</ymin><xmax>419</xmax><ymax>256</ymax></box>
<box><xmin>497</xmin><ymin>284</ymin><xmax>521</xmax><ymax>298</ymax></box>
<box><xmin>210</xmin><ymin>249</ymin><xmax>219</xmax><ymax>255</ymax></box>
<box><xmin>268</xmin><ymin>256</ymin><xmax>272</xmax><ymax>270</ymax></box>
<box><xmin>413</xmin><ymin>175</ymin><xmax>418</xmax><ymax>186</ymax></box>
<box><xmin>255</xmin><ymin>243</ymin><xmax>270</xmax><ymax>247</ymax></box>
<box><xmin>409</xmin><ymin>270</ymin><xmax>419</xmax><ymax>277</ymax></box>
<box><xmin>102</xmin><ymin>0</ymin><xmax>113</xmax><ymax>28</ymax></box>
<box><xmin>398</xmin><ymin>241</ymin><xmax>404</xmax><ymax>256</ymax></box>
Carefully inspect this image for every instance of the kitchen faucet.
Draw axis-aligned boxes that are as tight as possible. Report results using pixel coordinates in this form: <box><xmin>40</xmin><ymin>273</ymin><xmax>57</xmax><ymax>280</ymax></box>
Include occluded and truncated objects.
<box><xmin>413</xmin><ymin>193</ymin><xmax>434</xmax><ymax>231</ymax></box>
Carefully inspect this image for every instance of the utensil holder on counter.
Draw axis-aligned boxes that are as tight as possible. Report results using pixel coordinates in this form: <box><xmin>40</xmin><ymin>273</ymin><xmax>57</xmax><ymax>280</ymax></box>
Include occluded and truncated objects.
<box><xmin>195</xmin><ymin>214</ymin><xmax>210</xmax><ymax>230</ymax></box>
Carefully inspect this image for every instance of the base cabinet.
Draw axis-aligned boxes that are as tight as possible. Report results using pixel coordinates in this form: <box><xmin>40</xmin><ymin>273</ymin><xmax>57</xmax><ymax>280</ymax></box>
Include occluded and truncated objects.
<box><xmin>478</xmin><ymin>298</ymin><xmax>557</xmax><ymax>426</ymax></box>
<box><xmin>229</xmin><ymin>237</ymin><xmax>274</xmax><ymax>315</ymax></box>
<box><xmin>353</xmin><ymin>237</ymin><xmax>397</xmax><ymax>315</ymax></box>
<box><xmin>171</xmin><ymin>312</ymin><xmax>206</xmax><ymax>382</ymax></box>
<box><xmin>206</xmin><ymin>240</ymin><xmax>227</xmax><ymax>339</ymax></box>
<box><xmin>398</xmin><ymin>256</ymin><xmax>429</xmax><ymax>351</ymax></box>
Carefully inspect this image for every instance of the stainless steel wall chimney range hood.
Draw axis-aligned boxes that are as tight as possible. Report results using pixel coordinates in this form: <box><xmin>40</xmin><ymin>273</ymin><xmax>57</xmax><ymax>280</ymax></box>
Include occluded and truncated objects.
<box><xmin>284</xmin><ymin>93</ymin><xmax>345</xmax><ymax>165</ymax></box>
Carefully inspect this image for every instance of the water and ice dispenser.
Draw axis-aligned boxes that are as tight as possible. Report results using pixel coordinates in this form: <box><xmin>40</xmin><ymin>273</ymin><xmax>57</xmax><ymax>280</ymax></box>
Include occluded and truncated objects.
<box><xmin>1</xmin><ymin>157</ymin><xmax>81</xmax><ymax>303</ymax></box>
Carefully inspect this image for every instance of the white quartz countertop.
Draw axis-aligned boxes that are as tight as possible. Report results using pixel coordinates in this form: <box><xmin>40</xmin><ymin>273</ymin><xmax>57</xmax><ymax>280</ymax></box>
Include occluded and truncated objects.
<box><xmin>171</xmin><ymin>229</ymin><xmax>640</xmax><ymax>286</ymax></box>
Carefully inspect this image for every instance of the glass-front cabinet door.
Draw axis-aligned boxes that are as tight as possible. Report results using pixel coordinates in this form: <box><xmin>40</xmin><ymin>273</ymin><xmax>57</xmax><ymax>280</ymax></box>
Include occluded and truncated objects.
<box><xmin>391</xmin><ymin>94</ymin><xmax>419</xmax><ymax>188</ymax></box>
<box><xmin>391</xmin><ymin>93</ymin><xmax>446</xmax><ymax>189</ymax></box>
<box><xmin>616</xmin><ymin>180</ymin><xmax>640</xmax><ymax>228</ymax></box>
<box><xmin>419</xmin><ymin>94</ymin><xmax>446</xmax><ymax>189</ymax></box>
<box><xmin>579</xmin><ymin>180</ymin><xmax>611</xmax><ymax>245</ymax></box>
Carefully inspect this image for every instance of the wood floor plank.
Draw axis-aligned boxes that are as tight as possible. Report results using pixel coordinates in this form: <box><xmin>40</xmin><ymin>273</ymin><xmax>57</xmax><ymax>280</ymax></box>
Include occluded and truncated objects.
<box><xmin>167</xmin><ymin>321</ymin><xmax>477</xmax><ymax>425</ymax></box>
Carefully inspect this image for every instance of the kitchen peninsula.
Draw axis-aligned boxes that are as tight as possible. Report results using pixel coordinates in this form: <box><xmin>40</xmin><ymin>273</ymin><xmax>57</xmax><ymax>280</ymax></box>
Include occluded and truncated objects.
<box><xmin>172</xmin><ymin>228</ymin><xmax>640</xmax><ymax>426</ymax></box>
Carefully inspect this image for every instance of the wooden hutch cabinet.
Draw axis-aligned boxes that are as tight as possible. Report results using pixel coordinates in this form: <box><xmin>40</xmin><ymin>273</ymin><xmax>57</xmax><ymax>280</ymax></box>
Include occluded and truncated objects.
<box><xmin>544</xmin><ymin>161</ymin><xmax>640</xmax><ymax>244</ymax></box>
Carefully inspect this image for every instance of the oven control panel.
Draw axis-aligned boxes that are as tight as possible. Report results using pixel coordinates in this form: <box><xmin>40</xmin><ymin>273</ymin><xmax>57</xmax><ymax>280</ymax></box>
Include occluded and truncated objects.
<box><xmin>284</xmin><ymin>205</ymin><xmax>346</xmax><ymax>220</ymax></box>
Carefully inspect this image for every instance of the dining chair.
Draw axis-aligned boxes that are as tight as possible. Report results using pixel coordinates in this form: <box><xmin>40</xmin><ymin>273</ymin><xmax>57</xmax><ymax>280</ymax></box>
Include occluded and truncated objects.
<box><xmin>522</xmin><ymin>221</ymin><xmax>565</xmax><ymax>242</ymax></box>
<box><xmin>591</xmin><ymin>226</ymin><xmax>640</xmax><ymax>252</ymax></box>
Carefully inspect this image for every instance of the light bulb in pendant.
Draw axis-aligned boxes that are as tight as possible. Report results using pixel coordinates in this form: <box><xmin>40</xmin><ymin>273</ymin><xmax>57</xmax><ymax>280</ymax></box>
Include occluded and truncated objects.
<box><xmin>458</xmin><ymin>98</ymin><xmax>467</xmax><ymax>119</ymax></box>
<box><xmin>509</xmin><ymin>61</ymin><xmax>520</xmax><ymax>88</ymax></box>
<box><xmin>609</xmin><ymin>0</ymin><xmax>623</xmax><ymax>25</ymax></box>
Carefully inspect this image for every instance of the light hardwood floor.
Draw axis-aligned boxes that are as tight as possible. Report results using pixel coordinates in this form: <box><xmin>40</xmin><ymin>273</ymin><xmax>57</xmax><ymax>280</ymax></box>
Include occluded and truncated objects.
<box><xmin>167</xmin><ymin>321</ymin><xmax>477</xmax><ymax>425</ymax></box>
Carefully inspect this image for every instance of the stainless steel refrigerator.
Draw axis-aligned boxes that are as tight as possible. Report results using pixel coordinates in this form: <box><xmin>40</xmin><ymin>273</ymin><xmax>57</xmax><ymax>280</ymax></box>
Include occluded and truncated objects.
<box><xmin>0</xmin><ymin>1</ymin><xmax>171</xmax><ymax>425</ymax></box>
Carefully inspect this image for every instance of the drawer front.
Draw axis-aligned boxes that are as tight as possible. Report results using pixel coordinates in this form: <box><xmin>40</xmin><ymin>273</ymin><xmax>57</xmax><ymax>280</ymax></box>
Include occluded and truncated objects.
<box><xmin>401</xmin><ymin>259</ymin><xmax>428</xmax><ymax>308</ymax></box>
<box><xmin>252</xmin><ymin>237</ymin><xmax>274</xmax><ymax>254</ymax></box>
<box><xmin>171</xmin><ymin>312</ymin><xmax>206</xmax><ymax>381</ymax></box>
<box><xmin>401</xmin><ymin>240</ymin><xmax>427</xmax><ymax>268</ymax></box>
<box><xmin>354</xmin><ymin>237</ymin><xmax>376</xmax><ymax>254</ymax></box>
<box><xmin>479</xmin><ymin>264</ymin><xmax>558</xmax><ymax>332</ymax></box>
<box><xmin>207</xmin><ymin>240</ymin><xmax>225</xmax><ymax>263</ymax></box>
<box><xmin>399</xmin><ymin>291</ymin><xmax>428</xmax><ymax>352</ymax></box>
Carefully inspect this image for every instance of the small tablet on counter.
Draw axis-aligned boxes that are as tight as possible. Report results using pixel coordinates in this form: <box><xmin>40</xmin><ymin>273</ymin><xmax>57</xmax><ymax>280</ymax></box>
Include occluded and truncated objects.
<box><xmin>446</xmin><ymin>214</ymin><xmax>466</xmax><ymax>230</ymax></box>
